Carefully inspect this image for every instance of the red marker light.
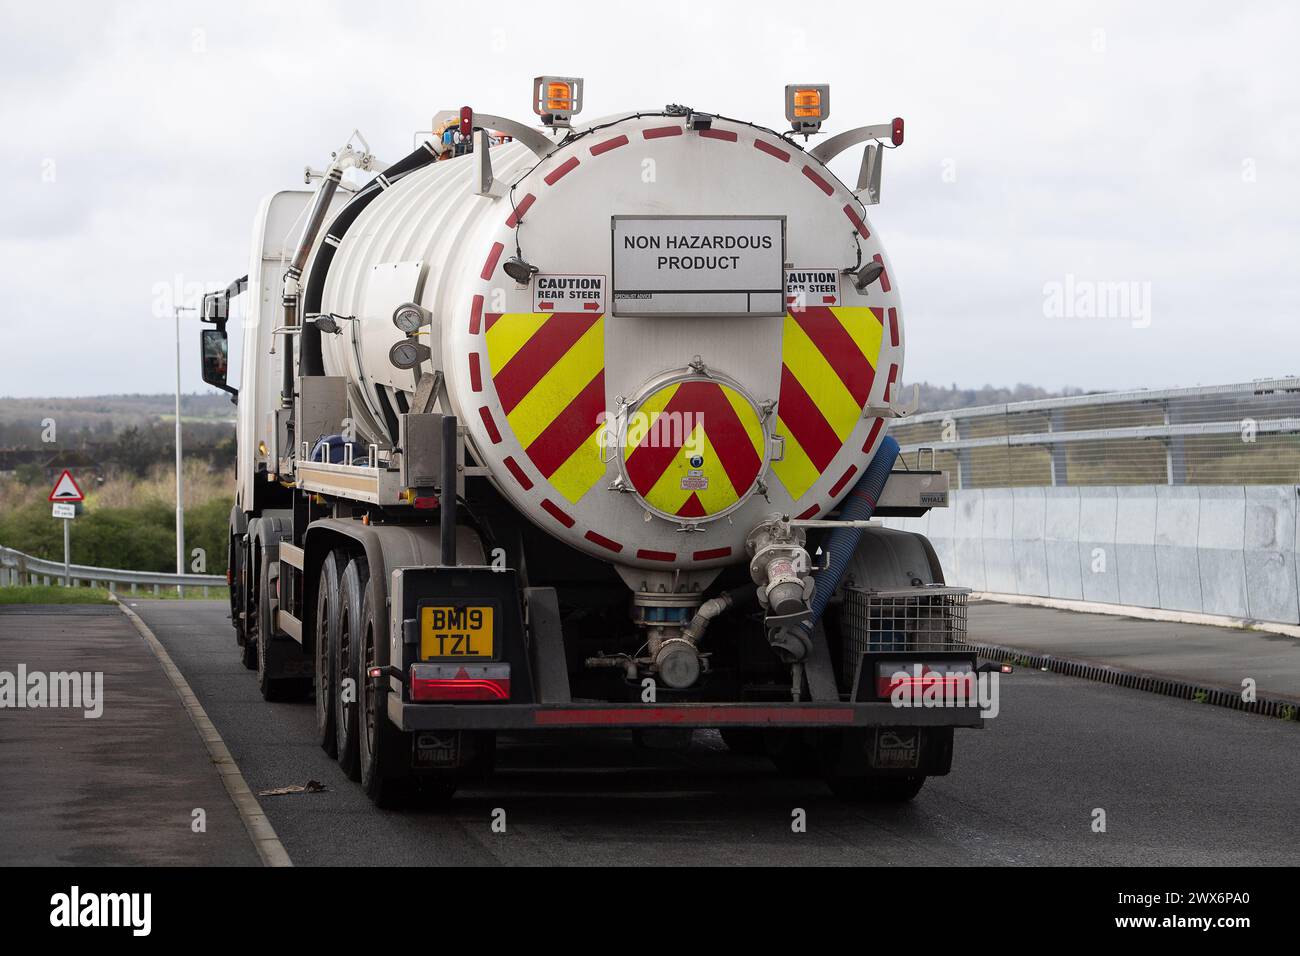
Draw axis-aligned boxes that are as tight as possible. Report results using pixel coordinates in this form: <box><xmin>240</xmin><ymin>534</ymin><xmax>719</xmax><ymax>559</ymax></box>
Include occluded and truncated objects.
<box><xmin>459</xmin><ymin>106</ymin><xmax>473</xmax><ymax>138</ymax></box>
<box><xmin>891</xmin><ymin>117</ymin><xmax>904</xmax><ymax>146</ymax></box>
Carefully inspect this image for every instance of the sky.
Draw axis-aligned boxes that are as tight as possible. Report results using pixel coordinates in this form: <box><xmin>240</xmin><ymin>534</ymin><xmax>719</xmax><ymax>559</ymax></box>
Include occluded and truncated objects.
<box><xmin>0</xmin><ymin>0</ymin><xmax>1296</xmax><ymax>398</ymax></box>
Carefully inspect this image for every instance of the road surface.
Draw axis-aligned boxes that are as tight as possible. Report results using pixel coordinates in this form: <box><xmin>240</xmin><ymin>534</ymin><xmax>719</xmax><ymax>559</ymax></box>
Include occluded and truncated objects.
<box><xmin>130</xmin><ymin>600</ymin><xmax>1300</xmax><ymax>866</ymax></box>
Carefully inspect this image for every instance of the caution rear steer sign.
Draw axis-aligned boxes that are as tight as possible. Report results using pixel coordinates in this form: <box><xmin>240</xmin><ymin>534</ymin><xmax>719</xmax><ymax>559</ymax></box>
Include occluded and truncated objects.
<box><xmin>611</xmin><ymin>215</ymin><xmax>785</xmax><ymax>317</ymax></box>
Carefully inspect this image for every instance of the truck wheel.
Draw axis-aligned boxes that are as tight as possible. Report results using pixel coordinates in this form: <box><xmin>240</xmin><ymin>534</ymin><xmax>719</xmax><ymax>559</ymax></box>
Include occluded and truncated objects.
<box><xmin>358</xmin><ymin>584</ymin><xmax>415</xmax><ymax>808</ymax></box>
<box><xmin>826</xmin><ymin>774</ymin><xmax>926</xmax><ymax>803</ymax></box>
<box><xmin>314</xmin><ymin>551</ymin><xmax>342</xmax><ymax>757</ymax></box>
<box><xmin>334</xmin><ymin>555</ymin><xmax>367</xmax><ymax>781</ymax></box>
<box><xmin>238</xmin><ymin>546</ymin><xmax>257</xmax><ymax>669</ymax></box>
<box><xmin>719</xmin><ymin>728</ymin><xmax>767</xmax><ymax>756</ymax></box>
<box><xmin>229</xmin><ymin>534</ymin><xmax>246</xmax><ymax>643</ymax></box>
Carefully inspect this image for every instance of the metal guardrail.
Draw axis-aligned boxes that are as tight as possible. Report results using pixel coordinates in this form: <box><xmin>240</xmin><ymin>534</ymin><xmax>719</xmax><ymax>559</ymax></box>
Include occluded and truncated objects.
<box><xmin>902</xmin><ymin>377</ymin><xmax>1300</xmax><ymax>425</ymax></box>
<box><xmin>0</xmin><ymin>546</ymin><xmax>226</xmax><ymax>596</ymax></box>
<box><xmin>891</xmin><ymin>378</ymin><xmax>1300</xmax><ymax>488</ymax></box>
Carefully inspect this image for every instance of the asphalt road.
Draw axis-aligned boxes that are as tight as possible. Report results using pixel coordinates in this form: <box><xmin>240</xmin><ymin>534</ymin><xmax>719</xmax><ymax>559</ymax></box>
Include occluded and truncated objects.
<box><xmin>131</xmin><ymin>599</ymin><xmax>1300</xmax><ymax>866</ymax></box>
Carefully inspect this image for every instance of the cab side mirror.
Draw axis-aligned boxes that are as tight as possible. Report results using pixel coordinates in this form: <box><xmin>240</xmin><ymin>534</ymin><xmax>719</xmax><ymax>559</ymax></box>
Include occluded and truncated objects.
<box><xmin>200</xmin><ymin>328</ymin><xmax>237</xmax><ymax>400</ymax></box>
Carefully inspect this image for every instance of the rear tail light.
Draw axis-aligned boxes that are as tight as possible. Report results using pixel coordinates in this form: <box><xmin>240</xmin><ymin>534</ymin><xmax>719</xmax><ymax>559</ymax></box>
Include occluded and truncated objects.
<box><xmin>876</xmin><ymin>660</ymin><xmax>974</xmax><ymax>698</ymax></box>
<box><xmin>410</xmin><ymin>663</ymin><xmax>511</xmax><ymax>702</ymax></box>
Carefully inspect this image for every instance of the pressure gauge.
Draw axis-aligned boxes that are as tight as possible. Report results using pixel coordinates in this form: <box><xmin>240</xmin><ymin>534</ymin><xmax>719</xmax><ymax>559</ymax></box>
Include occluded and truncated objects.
<box><xmin>392</xmin><ymin>302</ymin><xmax>431</xmax><ymax>334</ymax></box>
<box><xmin>388</xmin><ymin>340</ymin><xmax>430</xmax><ymax>370</ymax></box>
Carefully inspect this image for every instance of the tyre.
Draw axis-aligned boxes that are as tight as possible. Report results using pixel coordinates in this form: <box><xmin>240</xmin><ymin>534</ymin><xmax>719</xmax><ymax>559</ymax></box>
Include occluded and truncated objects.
<box><xmin>334</xmin><ymin>555</ymin><xmax>367</xmax><ymax>781</ymax></box>
<box><xmin>719</xmin><ymin>728</ymin><xmax>768</xmax><ymax>756</ymax></box>
<box><xmin>314</xmin><ymin>550</ymin><xmax>342</xmax><ymax>757</ymax></box>
<box><xmin>358</xmin><ymin>583</ymin><xmax>416</xmax><ymax>807</ymax></box>
<box><xmin>229</xmin><ymin>534</ymin><xmax>246</xmax><ymax>643</ymax></box>
<box><xmin>826</xmin><ymin>774</ymin><xmax>926</xmax><ymax>803</ymax></box>
<box><xmin>237</xmin><ymin>541</ymin><xmax>257</xmax><ymax>670</ymax></box>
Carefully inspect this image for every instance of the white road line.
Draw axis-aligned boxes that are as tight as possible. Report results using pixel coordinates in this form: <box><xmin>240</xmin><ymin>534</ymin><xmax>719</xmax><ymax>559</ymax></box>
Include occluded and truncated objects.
<box><xmin>115</xmin><ymin>598</ymin><xmax>293</xmax><ymax>868</ymax></box>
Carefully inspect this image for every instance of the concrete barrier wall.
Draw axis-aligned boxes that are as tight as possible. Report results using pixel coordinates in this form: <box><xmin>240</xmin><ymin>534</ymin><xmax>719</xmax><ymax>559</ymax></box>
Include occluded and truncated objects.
<box><xmin>881</xmin><ymin>484</ymin><xmax>1300</xmax><ymax>625</ymax></box>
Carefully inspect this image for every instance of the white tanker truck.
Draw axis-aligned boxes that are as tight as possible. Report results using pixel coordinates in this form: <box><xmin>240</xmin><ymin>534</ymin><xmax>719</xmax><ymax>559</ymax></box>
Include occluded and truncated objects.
<box><xmin>198</xmin><ymin>79</ymin><xmax>986</xmax><ymax>806</ymax></box>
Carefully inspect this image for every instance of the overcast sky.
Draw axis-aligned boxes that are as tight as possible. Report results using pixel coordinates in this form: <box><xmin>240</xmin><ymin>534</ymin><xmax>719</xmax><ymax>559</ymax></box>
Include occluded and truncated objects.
<box><xmin>1</xmin><ymin>0</ymin><xmax>1296</xmax><ymax>398</ymax></box>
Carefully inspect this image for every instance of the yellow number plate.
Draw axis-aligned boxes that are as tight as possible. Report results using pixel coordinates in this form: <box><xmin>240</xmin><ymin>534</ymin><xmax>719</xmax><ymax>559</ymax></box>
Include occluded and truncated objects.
<box><xmin>420</xmin><ymin>606</ymin><xmax>494</xmax><ymax>659</ymax></box>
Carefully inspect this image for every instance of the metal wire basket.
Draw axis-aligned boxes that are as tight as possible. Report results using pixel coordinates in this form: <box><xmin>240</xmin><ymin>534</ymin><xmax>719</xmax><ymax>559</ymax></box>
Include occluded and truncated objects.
<box><xmin>840</xmin><ymin>585</ymin><xmax>972</xmax><ymax>679</ymax></box>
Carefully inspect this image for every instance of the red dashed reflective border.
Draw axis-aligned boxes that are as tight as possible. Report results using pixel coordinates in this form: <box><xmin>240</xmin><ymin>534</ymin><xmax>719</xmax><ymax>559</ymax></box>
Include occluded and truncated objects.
<box><xmin>692</xmin><ymin>546</ymin><xmax>733</xmax><ymax>561</ymax></box>
<box><xmin>543</xmin><ymin>156</ymin><xmax>579</xmax><ymax>185</ymax></box>
<box><xmin>478</xmin><ymin>405</ymin><xmax>502</xmax><ymax>444</ymax></box>
<box><xmin>861</xmin><ymin>418</ymin><xmax>885</xmax><ymax>453</ymax></box>
<box><xmin>636</xmin><ymin>548</ymin><xmax>676</xmax><ymax>562</ymax></box>
<box><xmin>584</xmin><ymin>529</ymin><xmax>623</xmax><ymax>553</ymax></box>
<box><xmin>843</xmin><ymin>203</ymin><xmax>870</xmax><ymax>238</ymax></box>
<box><xmin>801</xmin><ymin>165</ymin><xmax>833</xmax><ymax>196</ymax></box>
<box><xmin>873</xmin><ymin>253</ymin><xmax>891</xmax><ymax>293</ymax></box>
<box><xmin>481</xmin><ymin>242</ymin><xmax>504</xmax><ymax>281</ymax></box>
<box><xmin>468</xmin><ymin>353</ymin><xmax>482</xmax><ymax>392</ymax></box>
<box><xmin>470</xmin><ymin>120</ymin><xmax>889</xmax><ymax>566</ymax></box>
<box><xmin>503</xmin><ymin>455</ymin><xmax>533</xmax><ymax>491</ymax></box>
<box><xmin>540</xmin><ymin>498</ymin><xmax>575</xmax><ymax>528</ymax></box>
<box><xmin>469</xmin><ymin>294</ymin><xmax>484</xmax><ymax>334</ymax></box>
<box><xmin>505</xmin><ymin>193</ymin><xmax>535</xmax><ymax>228</ymax></box>
<box><xmin>829</xmin><ymin>465</ymin><xmax>859</xmax><ymax>498</ymax></box>
<box><xmin>590</xmin><ymin>134</ymin><xmax>629</xmax><ymax>155</ymax></box>
<box><xmin>643</xmin><ymin>125</ymin><xmax>683</xmax><ymax>139</ymax></box>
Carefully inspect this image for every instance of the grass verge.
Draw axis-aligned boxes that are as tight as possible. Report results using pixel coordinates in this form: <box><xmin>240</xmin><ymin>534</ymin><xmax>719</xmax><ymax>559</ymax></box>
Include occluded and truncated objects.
<box><xmin>0</xmin><ymin>585</ymin><xmax>114</xmax><ymax>605</ymax></box>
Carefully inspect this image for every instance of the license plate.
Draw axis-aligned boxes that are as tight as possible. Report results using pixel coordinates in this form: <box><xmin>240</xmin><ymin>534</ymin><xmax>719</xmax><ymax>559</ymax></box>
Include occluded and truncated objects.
<box><xmin>420</xmin><ymin>605</ymin><xmax>494</xmax><ymax>659</ymax></box>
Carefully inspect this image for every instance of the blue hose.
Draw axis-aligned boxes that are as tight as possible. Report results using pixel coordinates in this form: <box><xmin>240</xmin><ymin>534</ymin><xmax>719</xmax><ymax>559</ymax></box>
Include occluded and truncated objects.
<box><xmin>798</xmin><ymin>435</ymin><xmax>900</xmax><ymax>638</ymax></box>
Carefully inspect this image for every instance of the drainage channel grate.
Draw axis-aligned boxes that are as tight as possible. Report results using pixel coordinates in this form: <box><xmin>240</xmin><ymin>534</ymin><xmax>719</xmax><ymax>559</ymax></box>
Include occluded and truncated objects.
<box><xmin>972</xmin><ymin>643</ymin><xmax>1300</xmax><ymax>722</ymax></box>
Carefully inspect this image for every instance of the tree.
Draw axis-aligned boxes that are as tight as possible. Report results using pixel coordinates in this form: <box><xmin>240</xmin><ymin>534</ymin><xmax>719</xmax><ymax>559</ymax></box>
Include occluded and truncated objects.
<box><xmin>113</xmin><ymin>426</ymin><xmax>161</xmax><ymax>476</ymax></box>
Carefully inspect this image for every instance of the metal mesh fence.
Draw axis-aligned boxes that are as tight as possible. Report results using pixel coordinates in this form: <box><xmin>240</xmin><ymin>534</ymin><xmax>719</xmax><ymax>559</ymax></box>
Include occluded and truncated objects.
<box><xmin>890</xmin><ymin>379</ymin><xmax>1300</xmax><ymax>487</ymax></box>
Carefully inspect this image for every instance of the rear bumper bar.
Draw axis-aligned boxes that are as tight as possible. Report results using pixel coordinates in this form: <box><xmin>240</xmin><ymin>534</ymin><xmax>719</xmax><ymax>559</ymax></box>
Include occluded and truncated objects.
<box><xmin>390</xmin><ymin>698</ymin><xmax>984</xmax><ymax>731</ymax></box>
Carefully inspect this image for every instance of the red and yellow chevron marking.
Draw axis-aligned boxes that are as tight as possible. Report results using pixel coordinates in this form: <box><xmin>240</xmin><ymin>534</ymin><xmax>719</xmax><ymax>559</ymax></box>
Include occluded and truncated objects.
<box><xmin>485</xmin><ymin>312</ymin><xmax>607</xmax><ymax>504</ymax></box>
<box><xmin>622</xmin><ymin>379</ymin><xmax>765</xmax><ymax>519</ymax></box>
<box><xmin>771</xmin><ymin>306</ymin><xmax>884</xmax><ymax>501</ymax></box>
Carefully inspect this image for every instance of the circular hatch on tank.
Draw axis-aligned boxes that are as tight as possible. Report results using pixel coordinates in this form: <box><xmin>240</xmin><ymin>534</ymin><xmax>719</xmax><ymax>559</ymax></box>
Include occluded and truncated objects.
<box><xmin>617</xmin><ymin>371</ymin><xmax>769</xmax><ymax>522</ymax></box>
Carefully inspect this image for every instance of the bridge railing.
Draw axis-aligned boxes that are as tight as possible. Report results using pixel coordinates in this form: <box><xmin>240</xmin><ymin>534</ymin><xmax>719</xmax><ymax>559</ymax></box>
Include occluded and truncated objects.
<box><xmin>890</xmin><ymin>377</ymin><xmax>1300</xmax><ymax>488</ymax></box>
<box><xmin>883</xmin><ymin>379</ymin><xmax>1300</xmax><ymax>626</ymax></box>
<box><xmin>0</xmin><ymin>545</ymin><xmax>226</xmax><ymax>597</ymax></box>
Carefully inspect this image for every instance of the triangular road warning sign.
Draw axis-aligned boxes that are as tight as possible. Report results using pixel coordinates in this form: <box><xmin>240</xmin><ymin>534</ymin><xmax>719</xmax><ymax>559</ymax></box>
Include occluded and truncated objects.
<box><xmin>48</xmin><ymin>469</ymin><xmax>85</xmax><ymax>503</ymax></box>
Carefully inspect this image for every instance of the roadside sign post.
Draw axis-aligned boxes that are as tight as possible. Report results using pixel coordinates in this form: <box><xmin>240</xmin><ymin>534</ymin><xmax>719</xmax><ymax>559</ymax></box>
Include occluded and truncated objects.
<box><xmin>48</xmin><ymin>471</ymin><xmax>85</xmax><ymax>588</ymax></box>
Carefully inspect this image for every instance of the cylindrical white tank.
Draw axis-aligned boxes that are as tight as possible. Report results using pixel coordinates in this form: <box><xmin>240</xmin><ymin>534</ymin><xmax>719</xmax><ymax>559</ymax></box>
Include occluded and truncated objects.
<box><xmin>316</xmin><ymin>111</ymin><xmax>903</xmax><ymax>574</ymax></box>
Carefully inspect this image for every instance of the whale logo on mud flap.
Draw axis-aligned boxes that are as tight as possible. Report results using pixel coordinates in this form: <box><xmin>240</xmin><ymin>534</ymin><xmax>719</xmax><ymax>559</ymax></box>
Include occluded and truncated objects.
<box><xmin>873</xmin><ymin>730</ymin><xmax>920</xmax><ymax>769</ymax></box>
<box><xmin>414</xmin><ymin>732</ymin><xmax>461</xmax><ymax>767</ymax></box>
